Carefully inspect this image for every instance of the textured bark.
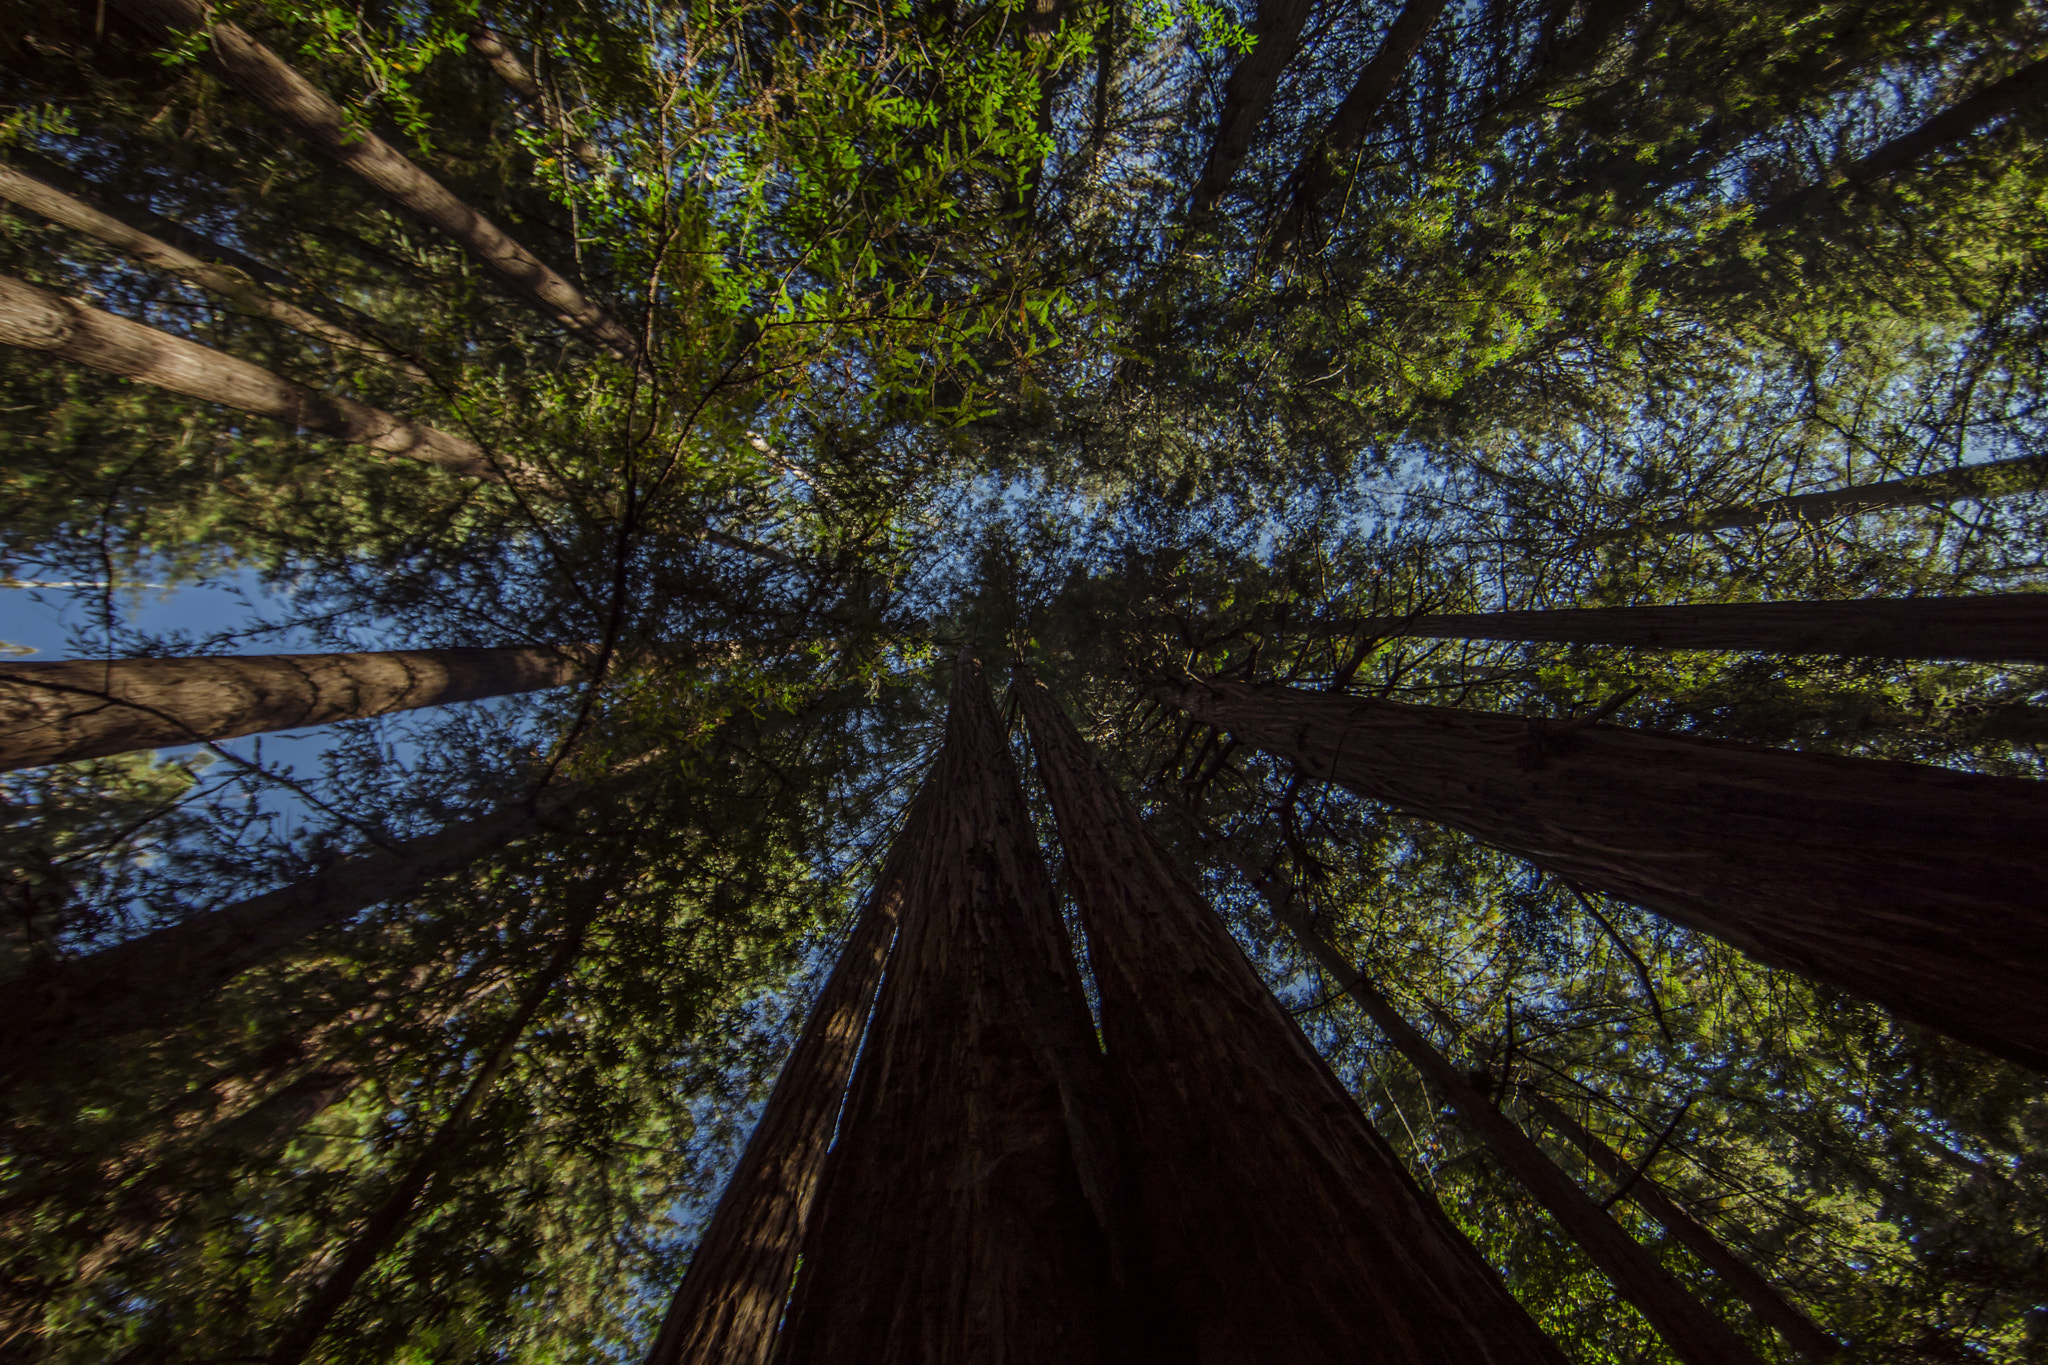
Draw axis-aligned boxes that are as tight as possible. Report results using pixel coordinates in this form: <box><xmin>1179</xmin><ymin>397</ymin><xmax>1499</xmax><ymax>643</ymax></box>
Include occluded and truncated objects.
<box><xmin>1596</xmin><ymin>452</ymin><xmax>2048</xmax><ymax>539</ymax></box>
<box><xmin>1187</xmin><ymin>0</ymin><xmax>1315</xmax><ymax>215</ymax></box>
<box><xmin>1756</xmin><ymin>56</ymin><xmax>2048</xmax><ymax>228</ymax></box>
<box><xmin>467</xmin><ymin>25</ymin><xmax>606</xmax><ymax>171</ymax></box>
<box><xmin>0</xmin><ymin>160</ymin><xmax>423</xmax><ymax>379</ymax></box>
<box><xmin>1272</xmin><ymin>0</ymin><xmax>1447</xmax><ymax>248</ymax></box>
<box><xmin>1016</xmin><ymin>665</ymin><xmax>1567</xmax><ymax>1365</ymax></box>
<box><xmin>107</xmin><ymin>0</ymin><xmax>641</xmax><ymax>365</ymax></box>
<box><xmin>0</xmin><ymin>274</ymin><xmax>499</xmax><ymax>478</ymax></box>
<box><xmin>0</xmin><ymin>646</ymin><xmax>583</xmax><ymax>771</ymax></box>
<box><xmin>644</xmin><ymin>821</ymin><xmax>912</xmax><ymax>1365</ymax></box>
<box><xmin>1521</xmin><ymin>1089</ymin><xmax>1840</xmax><ymax>1361</ymax></box>
<box><xmin>1176</xmin><ymin>814</ymin><xmax>1765</xmax><ymax>1365</ymax></box>
<box><xmin>772</xmin><ymin>650</ymin><xmax>1120</xmax><ymax>1365</ymax></box>
<box><xmin>1344</xmin><ymin>594</ymin><xmax>2048</xmax><ymax>665</ymax></box>
<box><xmin>1151</xmin><ymin>673</ymin><xmax>2048</xmax><ymax>1073</ymax></box>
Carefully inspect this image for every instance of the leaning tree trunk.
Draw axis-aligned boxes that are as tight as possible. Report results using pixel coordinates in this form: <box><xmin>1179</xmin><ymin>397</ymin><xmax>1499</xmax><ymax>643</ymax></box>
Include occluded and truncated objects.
<box><xmin>1173</xmin><ymin>809</ymin><xmax>1774</xmax><ymax>1365</ymax></box>
<box><xmin>107</xmin><ymin>0</ymin><xmax>642</xmax><ymax>366</ymax></box>
<box><xmin>1340</xmin><ymin>594</ymin><xmax>2048</xmax><ymax>665</ymax></box>
<box><xmin>0</xmin><ymin>274</ymin><xmax>503</xmax><ymax>480</ymax></box>
<box><xmin>772</xmin><ymin>649</ymin><xmax>1123</xmax><ymax>1365</ymax></box>
<box><xmin>1015</xmin><ymin>664</ymin><xmax>1568</xmax><ymax>1365</ymax></box>
<box><xmin>643</xmin><ymin>794</ymin><xmax>919</xmax><ymax>1365</ymax></box>
<box><xmin>1518</xmin><ymin>1088</ymin><xmax>1841</xmax><ymax>1362</ymax></box>
<box><xmin>466</xmin><ymin>25</ymin><xmax>606</xmax><ymax>171</ymax></box>
<box><xmin>1149</xmin><ymin>672</ymin><xmax>2048</xmax><ymax>1073</ymax></box>
<box><xmin>0</xmin><ymin>645</ymin><xmax>584</xmax><ymax>771</ymax></box>
<box><xmin>1187</xmin><ymin>0</ymin><xmax>1315</xmax><ymax>215</ymax></box>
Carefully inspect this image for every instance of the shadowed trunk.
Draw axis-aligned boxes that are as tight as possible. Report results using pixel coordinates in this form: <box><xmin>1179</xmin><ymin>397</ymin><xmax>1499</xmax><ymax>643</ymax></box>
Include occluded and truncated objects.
<box><xmin>643</xmin><ymin>804</ymin><xmax>915</xmax><ymax>1365</ymax></box>
<box><xmin>1340</xmin><ymin>595</ymin><xmax>2048</xmax><ymax>664</ymax></box>
<box><xmin>1756</xmin><ymin>55</ymin><xmax>2048</xmax><ymax>228</ymax></box>
<box><xmin>0</xmin><ymin>274</ymin><xmax>501</xmax><ymax>479</ymax></box>
<box><xmin>107</xmin><ymin>0</ymin><xmax>642</xmax><ymax>365</ymax></box>
<box><xmin>1589</xmin><ymin>452</ymin><xmax>2048</xmax><ymax>540</ymax></box>
<box><xmin>0</xmin><ymin>646</ymin><xmax>585</xmax><ymax>771</ymax></box>
<box><xmin>1015</xmin><ymin>664</ymin><xmax>1568</xmax><ymax>1365</ymax></box>
<box><xmin>467</xmin><ymin>25</ymin><xmax>606</xmax><ymax>171</ymax></box>
<box><xmin>0</xmin><ymin>161</ymin><xmax>422</xmax><ymax>379</ymax></box>
<box><xmin>1172</xmin><ymin>807</ymin><xmax>1770</xmax><ymax>1365</ymax></box>
<box><xmin>772</xmin><ymin>649</ymin><xmax>1121</xmax><ymax>1365</ymax></box>
<box><xmin>1520</xmin><ymin>1088</ymin><xmax>1841</xmax><ymax>1361</ymax></box>
<box><xmin>1150</xmin><ymin>672</ymin><xmax>2048</xmax><ymax>1072</ymax></box>
<box><xmin>1188</xmin><ymin>0</ymin><xmax>1315</xmax><ymax>216</ymax></box>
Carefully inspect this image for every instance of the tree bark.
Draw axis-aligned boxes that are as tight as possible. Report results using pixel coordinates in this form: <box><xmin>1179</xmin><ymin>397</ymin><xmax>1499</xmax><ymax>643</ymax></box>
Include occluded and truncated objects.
<box><xmin>772</xmin><ymin>649</ymin><xmax>1122</xmax><ymax>1365</ymax></box>
<box><xmin>1015</xmin><ymin>664</ymin><xmax>1568</xmax><ymax>1365</ymax></box>
<box><xmin>1338</xmin><ymin>594</ymin><xmax>2048</xmax><ymax>665</ymax></box>
<box><xmin>0</xmin><ymin>646</ymin><xmax>584</xmax><ymax>771</ymax></box>
<box><xmin>1149</xmin><ymin>672</ymin><xmax>2048</xmax><ymax>1073</ymax></box>
<box><xmin>0</xmin><ymin>160</ymin><xmax>424</xmax><ymax>380</ymax></box>
<box><xmin>0</xmin><ymin>273</ymin><xmax>501</xmax><ymax>479</ymax></box>
<box><xmin>467</xmin><ymin>24</ymin><xmax>606</xmax><ymax>172</ymax></box>
<box><xmin>1755</xmin><ymin>55</ymin><xmax>2048</xmax><ymax>229</ymax></box>
<box><xmin>1187</xmin><ymin>0</ymin><xmax>1315</xmax><ymax>216</ymax></box>
<box><xmin>107</xmin><ymin>0</ymin><xmax>642</xmax><ymax>366</ymax></box>
<box><xmin>1589</xmin><ymin>451</ymin><xmax>2048</xmax><ymax>540</ymax></box>
<box><xmin>1519</xmin><ymin>1088</ymin><xmax>1840</xmax><ymax>1361</ymax></box>
<box><xmin>1172</xmin><ymin>809</ymin><xmax>1770</xmax><ymax>1365</ymax></box>
<box><xmin>644</xmin><ymin>807</ymin><xmax>913</xmax><ymax>1365</ymax></box>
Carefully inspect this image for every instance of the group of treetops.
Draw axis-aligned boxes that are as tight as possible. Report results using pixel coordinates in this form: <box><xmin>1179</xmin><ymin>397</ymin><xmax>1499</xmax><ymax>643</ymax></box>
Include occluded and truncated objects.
<box><xmin>0</xmin><ymin>0</ymin><xmax>2043</xmax><ymax>1361</ymax></box>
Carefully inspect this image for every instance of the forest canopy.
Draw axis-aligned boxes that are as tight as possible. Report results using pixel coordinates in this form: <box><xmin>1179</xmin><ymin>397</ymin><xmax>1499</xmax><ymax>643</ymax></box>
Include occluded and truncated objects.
<box><xmin>1</xmin><ymin>0</ymin><xmax>2045</xmax><ymax>1361</ymax></box>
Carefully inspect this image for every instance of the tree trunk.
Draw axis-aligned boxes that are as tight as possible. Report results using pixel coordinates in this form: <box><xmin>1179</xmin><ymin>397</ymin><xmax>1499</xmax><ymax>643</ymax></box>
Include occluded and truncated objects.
<box><xmin>1519</xmin><ymin>1088</ymin><xmax>1840</xmax><ymax>1361</ymax></box>
<box><xmin>106</xmin><ymin>0</ymin><xmax>642</xmax><ymax>366</ymax></box>
<box><xmin>1015</xmin><ymin>664</ymin><xmax>1568</xmax><ymax>1365</ymax></box>
<box><xmin>1272</xmin><ymin>0</ymin><xmax>1448</xmax><ymax>250</ymax></box>
<box><xmin>467</xmin><ymin>25</ymin><xmax>606</xmax><ymax>172</ymax></box>
<box><xmin>1149</xmin><ymin>672</ymin><xmax>2048</xmax><ymax>1073</ymax></box>
<box><xmin>0</xmin><ymin>646</ymin><xmax>584</xmax><ymax>771</ymax></box>
<box><xmin>772</xmin><ymin>649</ymin><xmax>1122</xmax><ymax>1365</ymax></box>
<box><xmin>0</xmin><ymin>273</ymin><xmax>501</xmax><ymax>480</ymax></box>
<box><xmin>1187</xmin><ymin>0</ymin><xmax>1315</xmax><ymax>216</ymax></box>
<box><xmin>1172</xmin><ymin>808</ymin><xmax>1769</xmax><ymax>1365</ymax></box>
<box><xmin>644</xmin><ymin>815</ymin><xmax>912</xmax><ymax>1365</ymax></box>
<box><xmin>1755</xmin><ymin>55</ymin><xmax>2048</xmax><ymax>228</ymax></box>
<box><xmin>266</xmin><ymin>915</ymin><xmax>591</xmax><ymax>1365</ymax></box>
<box><xmin>1590</xmin><ymin>451</ymin><xmax>2048</xmax><ymax>539</ymax></box>
<box><xmin>1340</xmin><ymin>594</ymin><xmax>2048</xmax><ymax>665</ymax></box>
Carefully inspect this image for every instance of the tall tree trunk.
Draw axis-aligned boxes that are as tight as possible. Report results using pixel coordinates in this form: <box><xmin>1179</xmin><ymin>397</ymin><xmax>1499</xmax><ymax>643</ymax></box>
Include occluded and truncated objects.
<box><xmin>644</xmin><ymin>805</ymin><xmax>915</xmax><ymax>1365</ymax></box>
<box><xmin>0</xmin><ymin>646</ymin><xmax>584</xmax><ymax>771</ymax></box>
<box><xmin>266</xmin><ymin>912</ymin><xmax>593</xmax><ymax>1365</ymax></box>
<box><xmin>1755</xmin><ymin>55</ymin><xmax>2048</xmax><ymax>228</ymax></box>
<box><xmin>466</xmin><ymin>25</ymin><xmax>606</xmax><ymax>171</ymax></box>
<box><xmin>106</xmin><ymin>0</ymin><xmax>643</xmax><ymax>366</ymax></box>
<box><xmin>1014</xmin><ymin>664</ymin><xmax>1568</xmax><ymax>1365</ymax></box>
<box><xmin>1588</xmin><ymin>451</ymin><xmax>2048</xmax><ymax>540</ymax></box>
<box><xmin>1271</xmin><ymin>0</ymin><xmax>1448</xmax><ymax>251</ymax></box>
<box><xmin>1149</xmin><ymin>672</ymin><xmax>2048</xmax><ymax>1073</ymax></box>
<box><xmin>772</xmin><ymin>649</ymin><xmax>1122</xmax><ymax>1365</ymax></box>
<box><xmin>1519</xmin><ymin>1088</ymin><xmax>1840</xmax><ymax>1361</ymax></box>
<box><xmin>0</xmin><ymin>274</ymin><xmax>503</xmax><ymax>480</ymax></box>
<box><xmin>1187</xmin><ymin>0</ymin><xmax>1315</xmax><ymax>216</ymax></box>
<box><xmin>1171</xmin><ymin>806</ymin><xmax>1772</xmax><ymax>1365</ymax></box>
<box><xmin>1338</xmin><ymin>594</ymin><xmax>2048</xmax><ymax>665</ymax></box>
<box><xmin>0</xmin><ymin>161</ymin><xmax>423</xmax><ymax>379</ymax></box>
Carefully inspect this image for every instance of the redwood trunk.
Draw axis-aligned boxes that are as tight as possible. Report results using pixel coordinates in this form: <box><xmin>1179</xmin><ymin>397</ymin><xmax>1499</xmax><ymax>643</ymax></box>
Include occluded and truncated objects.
<box><xmin>644</xmin><ymin>808</ymin><xmax>914</xmax><ymax>1365</ymax></box>
<box><xmin>1346</xmin><ymin>594</ymin><xmax>2048</xmax><ymax>664</ymax></box>
<box><xmin>1151</xmin><ymin>673</ymin><xmax>2048</xmax><ymax>1072</ymax></box>
<box><xmin>1187</xmin><ymin>0</ymin><xmax>1315</xmax><ymax>215</ymax></box>
<box><xmin>0</xmin><ymin>646</ymin><xmax>584</xmax><ymax>771</ymax></box>
<box><xmin>108</xmin><ymin>0</ymin><xmax>641</xmax><ymax>365</ymax></box>
<box><xmin>1520</xmin><ymin>1089</ymin><xmax>1840</xmax><ymax>1361</ymax></box>
<box><xmin>1176</xmin><ymin>814</ymin><xmax>1767</xmax><ymax>1365</ymax></box>
<box><xmin>0</xmin><ymin>274</ymin><xmax>498</xmax><ymax>478</ymax></box>
<box><xmin>1015</xmin><ymin>665</ymin><xmax>1567</xmax><ymax>1365</ymax></box>
<box><xmin>771</xmin><ymin>650</ymin><xmax>1120</xmax><ymax>1365</ymax></box>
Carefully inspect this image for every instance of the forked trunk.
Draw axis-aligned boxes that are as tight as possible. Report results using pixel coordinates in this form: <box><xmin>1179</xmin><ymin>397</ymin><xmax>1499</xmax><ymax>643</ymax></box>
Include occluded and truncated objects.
<box><xmin>1150</xmin><ymin>673</ymin><xmax>2048</xmax><ymax>1072</ymax></box>
<box><xmin>771</xmin><ymin>650</ymin><xmax>1122</xmax><ymax>1365</ymax></box>
<box><xmin>1</xmin><ymin>646</ymin><xmax>584</xmax><ymax>771</ymax></box>
<box><xmin>1015</xmin><ymin>665</ymin><xmax>1567</xmax><ymax>1365</ymax></box>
